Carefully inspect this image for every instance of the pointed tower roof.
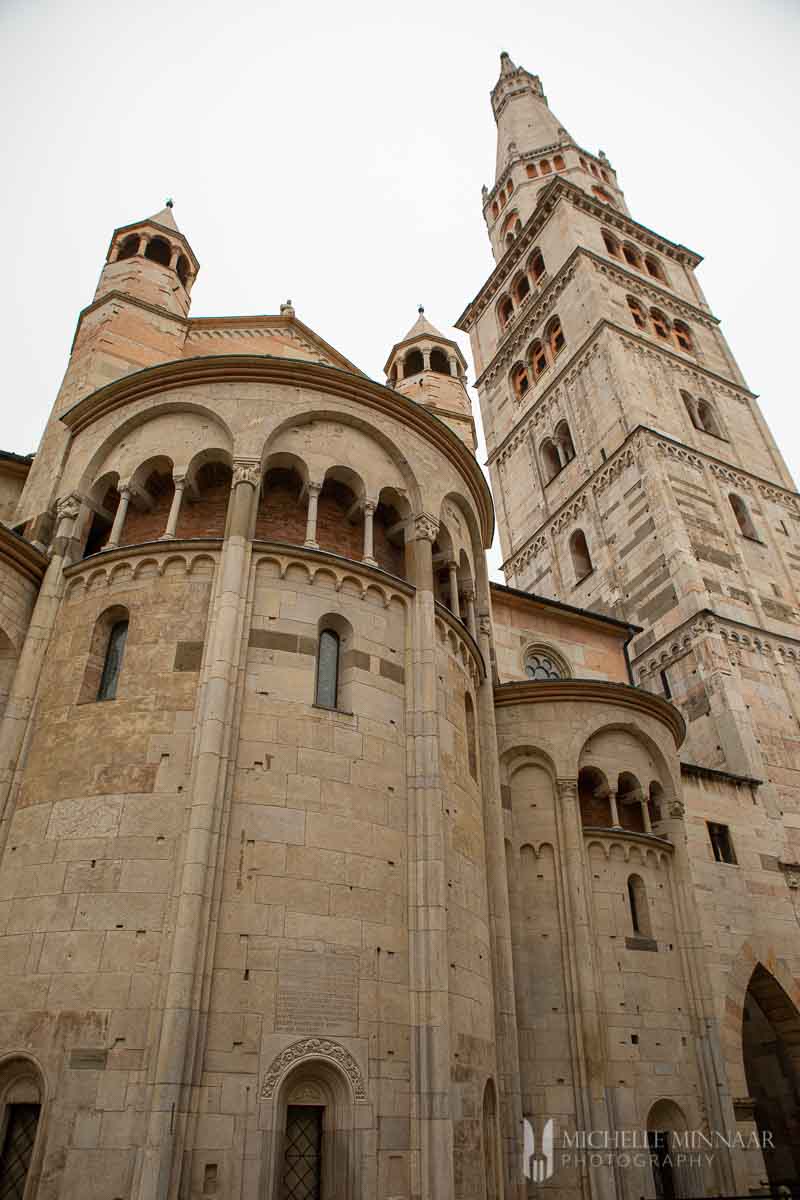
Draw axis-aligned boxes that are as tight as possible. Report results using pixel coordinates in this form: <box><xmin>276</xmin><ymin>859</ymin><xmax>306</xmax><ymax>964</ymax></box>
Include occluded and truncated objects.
<box><xmin>147</xmin><ymin>203</ymin><xmax>179</xmax><ymax>231</ymax></box>
<box><xmin>402</xmin><ymin>306</ymin><xmax>446</xmax><ymax>342</ymax></box>
<box><xmin>490</xmin><ymin>51</ymin><xmax>571</xmax><ymax>180</ymax></box>
<box><xmin>384</xmin><ymin>307</ymin><xmax>466</xmax><ymax>374</ymax></box>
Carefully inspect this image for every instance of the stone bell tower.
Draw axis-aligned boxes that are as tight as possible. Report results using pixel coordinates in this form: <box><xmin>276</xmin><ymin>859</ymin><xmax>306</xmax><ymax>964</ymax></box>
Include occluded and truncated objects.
<box><xmin>457</xmin><ymin>55</ymin><xmax>800</xmax><ymax>876</ymax></box>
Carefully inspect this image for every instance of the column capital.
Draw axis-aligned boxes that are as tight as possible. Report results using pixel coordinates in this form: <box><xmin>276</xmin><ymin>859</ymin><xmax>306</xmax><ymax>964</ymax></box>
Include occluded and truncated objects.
<box><xmin>232</xmin><ymin>460</ymin><xmax>261</xmax><ymax>488</ymax></box>
<box><xmin>55</xmin><ymin>493</ymin><xmax>82</xmax><ymax>523</ymax></box>
<box><xmin>363</xmin><ymin>498</ymin><xmax>377</xmax><ymax>515</ymax></box>
<box><xmin>556</xmin><ymin>777</ymin><xmax>579</xmax><ymax>800</ymax></box>
<box><xmin>412</xmin><ymin>513</ymin><xmax>439</xmax><ymax>543</ymax></box>
<box><xmin>172</xmin><ymin>473</ymin><xmax>187</xmax><ymax>489</ymax></box>
<box><xmin>306</xmin><ymin>479</ymin><xmax>324</xmax><ymax>497</ymax></box>
<box><xmin>666</xmin><ymin>795</ymin><xmax>685</xmax><ymax>819</ymax></box>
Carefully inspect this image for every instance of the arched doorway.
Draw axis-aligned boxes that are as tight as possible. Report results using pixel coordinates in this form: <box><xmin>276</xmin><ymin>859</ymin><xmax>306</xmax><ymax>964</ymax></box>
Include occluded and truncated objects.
<box><xmin>743</xmin><ymin>964</ymin><xmax>800</xmax><ymax>1189</ymax></box>
<box><xmin>267</xmin><ymin>1054</ymin><xmax>359</xmax><ymax>1200</ymax></box>
<box><xmin>646</xmin><ymin>1100</ymin><xmax>705</xmax><ymax>1199</ymax></box>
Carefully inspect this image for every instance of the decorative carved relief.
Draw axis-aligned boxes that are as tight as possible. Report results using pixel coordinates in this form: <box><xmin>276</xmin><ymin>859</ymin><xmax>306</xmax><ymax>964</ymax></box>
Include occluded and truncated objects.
<box><xmin>413</xmin><ymin>514</ymin><xmax>439</xmax><ymax>542</ymax></box>
<box><xmin>232</xmin><ymin>461</ymin><xmax>261</xmax><ymax>488</ymax></box>
<box><xmin>260</xmin><ymin>1037</ymin><xmax>367</xmax><ymax>1101</ymax></box>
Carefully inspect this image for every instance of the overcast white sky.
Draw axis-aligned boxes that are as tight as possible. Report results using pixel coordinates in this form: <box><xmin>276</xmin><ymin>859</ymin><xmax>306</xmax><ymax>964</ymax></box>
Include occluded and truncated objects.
<box><xmin>1</xmin><ymin>0</ymin><xmax>798</xmax><ymax>578</ymax></box>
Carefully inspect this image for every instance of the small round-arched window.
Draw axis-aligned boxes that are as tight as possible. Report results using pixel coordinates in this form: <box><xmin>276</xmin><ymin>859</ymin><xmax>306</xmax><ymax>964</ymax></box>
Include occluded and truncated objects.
<box><xmin>524</xmin><ymin>651</ymin><xmax>564</xmax><ymax>680</ymax></box>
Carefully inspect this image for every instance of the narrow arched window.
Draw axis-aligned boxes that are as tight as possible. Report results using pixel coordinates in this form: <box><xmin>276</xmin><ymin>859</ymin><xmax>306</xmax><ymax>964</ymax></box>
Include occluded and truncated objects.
<box><xmin>590</xmin><ymin>162</ymin><xmax>599</xmax><ymax>177</ymax></box>
<box><xmin>650</xmin><ymin>308</ymin><xmax>670</xmax><ymax>339</ymax></box>
<box><xmin>430</xmin><ymin>348</ymin><xmax>450</xmax><ymax>375</ymax></box>
<box><xmin>530</xmin><ymin>340</ymin><xmax>547</xmax><ymax>380</ymax></box>
<box><xmin>529</xmin><ymin>249</ymin><xmax>545</xmax><ymax>282</ymax></box>
<box><xmin>315</xmin><ymin>628</ymin><xmax>340</xmax><ymax>708</ymax></box>
<box><xmin>627</xmin><ymin>297</ymin><xmax>648</xmax><ymax>329</ymax></box>
<box><xmin>673</xmin><ymin>320</ymin><xmax>693</xmax><ymax>352</ymax></box>
<box><xmin>507</xmin><ymin>178</ymin><xmax>514</xmax><ymax>194</ymax></box>
<box><xmin>546</xmin><ymin>317</ymin><xmax>565</xmax><ymax>358</ymax></box>
<box><xmin>514</xmin><ymin>274</ymin><xmax>530</xmax><ymax>303</ymax></box>
<box><xmin>491</xmin><ymin>201</ymin><xmax>499</xmax><ymax>219</ymax></box>
<box><xmin>602</xmin><ymin>230</ymin><xmax>621</xmax><ymax>258</ymax></box>
<box><xmin>645</xmin><ymin>254</ymin><xmax>665</xmax><ymax>281</ymax></box>
<box><xmin>541</xmin><ymin>440</ymin><xmax>561</xmax><ymax>484</ymax></box>
<box><xmin>511</xmin><ymin>363</ymin><xmax>529</xmax><ymax>400</ymax></box>
<box><xmin>526</xmin><ymin>163</ymin><xmax>537</xmax><ymax>178</ymax></box>
<box><xmin>465</xmin><ymin>692</ymin><xmax>477</xmax><ymax>780</ymax></box>
<box><xmin>593</xmin><ymin>187</ymin><xmax>614</xmax><ymax>205</ymax></box>
<box><xmin>404</xmin><ymin>349</ymin><xmax>424</xmax><ymax>377</ymax></box>
<box><xmin>176</xmin><ymin>255</ymin><xmax>190</xmax><ymax>288</ymax></box>
<box><xmin>555</xmin><ymin>421</ymin><xmax>575</xmax><ymax>463</ymax></box>
<box><xmin>681</xmin><ymin>390</ymin><xmax>700</xmax><ymax>429</ymax></box>
<box><xmin>729</xmin><ymin>493</ymin><xmax>759</xmax><ymax>540</ymax></box>
<box><xmin>627</xmin><ymin>874</ymin><xmax>651</xmax><ymax>937</ymax></box>
<box><xmin>554</xmin><ymin>154</ymin><xmax>566</xmax><ymax>171</ymax></box>
<box><xmin>498</xmin><ymin>296</ymin><xmax>514</xmax><ymax>328</ymax></box>
<box><xmin>97</xmin><ymin>619</ymin><xmax>128</xmax><ymax>701</ymax></box>
<box><xmin>696</xmin><ymin>398</ymin><xmax>723</xmax><ymax>438</ymax></box>
<box><xmin>569</xmin><ymin>529</ymin><xmax>592</xmax><ymax>581</ymax></box>
<box><xmin>539</xmin><ymin>159</ymin><xmax>551</xmax><ymax>175</ymax></box>
<box><xmin>623</xmin><ymin>243</ymin><xmax>642</xmax><ymax>269</ymax></box>
<box><xmin>116</xmin><ymin>233</ymin><xmax>139</xmax><ymax>261</ymax></box>
<box><xmin>144</xmin><ymin>237</ymin><xmax>171</xmax><ymax>267</ymax></box>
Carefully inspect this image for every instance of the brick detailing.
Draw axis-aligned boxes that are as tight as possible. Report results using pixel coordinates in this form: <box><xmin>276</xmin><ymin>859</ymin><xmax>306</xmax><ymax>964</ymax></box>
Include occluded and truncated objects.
<box><xmin>248</xmin><ymin>629</ymin><xmax>315</xmax><ymax>655</ymax></box>
<box><xmin>174</xmin><ymin>477</ymin><xmax>231</xmax><ymax>540</ymax></box>
<box><xmin>255</xmin><ymin>478</ymin><xmax>405</xmax><ymax>576</ymax></box>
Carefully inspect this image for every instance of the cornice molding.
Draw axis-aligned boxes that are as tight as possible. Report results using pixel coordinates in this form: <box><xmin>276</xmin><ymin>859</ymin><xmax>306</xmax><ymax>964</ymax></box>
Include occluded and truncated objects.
<box><xmin>635</xmin><ymin>609</ymin><xmax>800</xmax><ymax>675</ymax></box>
<box><xmin>479</xmin><ymin>264</ymin><xmax>726</xmax><ymax>396</ymax></box>
<box><xmin>57</xmin><ymin>354</ymin><xmax>494</xmax><ymax>547</ymax></box>
<box><xmin>488</xmin><ymin>322</ymin><xmax>758</xmax><ymax>469</ymax></box>
<box><xmin>502</xmin><ymin>424</ymin><xmax>800</xmax><ymax>577</ymax></box>
<box><xmin>493</xmin><ymin>677</ymin><xmax>686</xmax><ymax>747</ymax></box>
<box><xmin>456</xmin><ymin>177</ymin><xmax>701</xmax><ymax>331</ymax></box>
<box><xmin>0</xmin><ymin>526</ymin><xmax>48</xmax><ymax>586</ymax></box>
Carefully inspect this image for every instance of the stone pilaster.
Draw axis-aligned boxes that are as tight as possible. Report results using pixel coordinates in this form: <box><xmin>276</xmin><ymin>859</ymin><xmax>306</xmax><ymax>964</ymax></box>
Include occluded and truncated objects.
<box><xmin>406</xmin><ymin>513</ymin><xmax>455</xmax><ymax>1200</ymax></box>
<box><xmin>134</xmin><ymin>461</ymin><xmax>259</xmax><ymax>1200</ymax></box>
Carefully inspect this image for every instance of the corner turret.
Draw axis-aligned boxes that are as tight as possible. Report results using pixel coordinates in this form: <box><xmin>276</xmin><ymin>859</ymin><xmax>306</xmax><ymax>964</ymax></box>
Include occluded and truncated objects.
<box><xmin>384</xmin><ymin>308</ymin><xmax>476</xmax><ymax>451</ymax></box>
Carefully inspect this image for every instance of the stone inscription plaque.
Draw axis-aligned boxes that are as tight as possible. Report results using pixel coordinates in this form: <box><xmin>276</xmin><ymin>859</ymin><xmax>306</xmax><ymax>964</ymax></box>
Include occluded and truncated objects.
<box><xmin>276</xmin><ymin>950</ymin><xmax>358</xmax><ymax>1035</ymax></box>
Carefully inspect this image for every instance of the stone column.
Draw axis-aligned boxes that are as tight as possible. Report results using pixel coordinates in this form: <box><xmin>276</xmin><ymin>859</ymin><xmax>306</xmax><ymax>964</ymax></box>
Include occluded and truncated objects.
<box><xmin>134</xmin><ymin>461</ymin><xmax>260</xmax><ymax>1200</ymax></box>
<box><xmin>555</xmin><ymin>778</ymin><xmax>617</xmax><ymax>1200</ymax></box>
<box><xmin>106</xmin><ymin>484</ymin><xmax>131</xmax><ymax>549</ymax></box>
<box><xmin>447</xmin><ymin>562</ymin><xmax>460</xmax><ymax>619</ymax></box>
<box><xmin>422</xmin><ymin>348</ymin><xmax>431</xmax><ymax>370</ymax></box>
<box><xmin>304</xmin><ymin>481</ymin><xmax>322</xmax><ymax>548</ymax></box>
<box><xmin>640</xmin><ymin>792</ymin><xmax>652</xmax><ymax>834</ymax></box>
<box><xmin>406</xmin><ymin>514</ymin><xmax>455</xmax><ymax>1200</ymax></box>
<box><xmin>464</xmin><ymin>588</ymin><xmax>477</xmax><ymax>639</ymax></box>
<box><xmin>476</xmin><ymin>603</ymin><xmax>525</xmax><ymax>1198</ymax></box>
<box><xmin>168</xmin><ymin>245</ymin><xmax>180</xmax><ymax>270</ymax></box>
<box><xmin>608</xmin><ymin>788</ymin><xmax>620</xmax><ymax>828</ymax></box>
<box><xmin>138</xmin><ymin>234</ymin><xmax>149</xmax><ymax>255</ymax></box>
<box><xmin>0</xmin><ymin>495</ymin><xmax>83</xmax><ymax>843</ymax></box>
<box><xmin>161</xmin><ymin>476</ymin><xmax>185</xmax><ymax>540</ymax></box>
<box><xmin>362</xmin><ymin>499</ymin><xmax>378</xmax><ymax>567</ymax></box>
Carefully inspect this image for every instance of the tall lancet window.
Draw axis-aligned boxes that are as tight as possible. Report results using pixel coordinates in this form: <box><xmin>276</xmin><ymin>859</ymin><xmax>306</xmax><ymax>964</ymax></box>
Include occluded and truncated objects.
<box><xmin>315</xmin><ymin>628</ymin><xmax>341</xmax><ymax>709</ymax></box>
<box><xmin>97</xmin><ymin>619</ymin><xmax>129</xmax><ymax>701</ymax></box>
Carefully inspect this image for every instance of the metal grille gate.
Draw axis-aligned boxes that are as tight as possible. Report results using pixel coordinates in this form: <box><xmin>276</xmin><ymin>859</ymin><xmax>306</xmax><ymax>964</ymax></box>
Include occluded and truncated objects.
<box><xmin>0</xmin><ymin>1103</ymin><xmax>40</xmax><ymax>1200</ymax></box>
<box><xmin>281</xmin><ymin>1105</ymin><xmax>323</xmax><ymax>1200</ymax></box>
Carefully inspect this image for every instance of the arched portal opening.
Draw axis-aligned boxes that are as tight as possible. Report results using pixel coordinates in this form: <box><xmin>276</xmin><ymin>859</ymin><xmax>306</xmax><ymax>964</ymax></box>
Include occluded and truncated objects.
<box><xmin>743</xmin><ymin>964</ymin><xmax>800</xmax><ymax>1188</ymax></box>
<box><xmin>256</xmin><ymin>457</ymin><xmax>308</xmax><ymax>545</ymax></box>
<box><xmin>120</xmin><ymin>457</ymin><xmax>174</xmax><ymax>546</ymax></box>
<box><xmin>646</xmin><ymin>1099</ymin><xmax>701</xmax><ymax>1199</ymax></box>
<box><xmin>0</xmin><ymin>1057</ymin><xmax>46</xmax><ymax>1199</ymax></box>
<box><xmin>144</xmin><ymin>236</ymin><xmax>171</xmax><ymax>266</ymax></box>
<box><xmin>176</xmin><ymin>458</ymin><xmax>232</xmax><ymax>540</ymax></box>
<box><xmin>578</xmin><ymin>766</ymin><xmax>611</xmax><ymax>827</ymax></box>
<box><xmin>271</xmin><ymin>1056</ymin><xmax>357</xmax><ymax>1200</ymax></box>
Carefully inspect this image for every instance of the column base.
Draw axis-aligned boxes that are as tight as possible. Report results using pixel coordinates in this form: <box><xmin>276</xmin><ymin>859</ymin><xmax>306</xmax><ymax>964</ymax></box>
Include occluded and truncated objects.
<box><xmin>304</xmin><ymin>540</ymin><xmax>319</xmax><ymax>550</ymax></box>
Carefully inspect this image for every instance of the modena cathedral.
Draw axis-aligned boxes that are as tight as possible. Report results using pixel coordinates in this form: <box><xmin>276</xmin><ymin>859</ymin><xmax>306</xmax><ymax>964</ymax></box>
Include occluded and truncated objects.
<box><xmin>0</xmin><ymin>52</ymin><xmax>797</xmax><ymax>1200</ymax></box>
